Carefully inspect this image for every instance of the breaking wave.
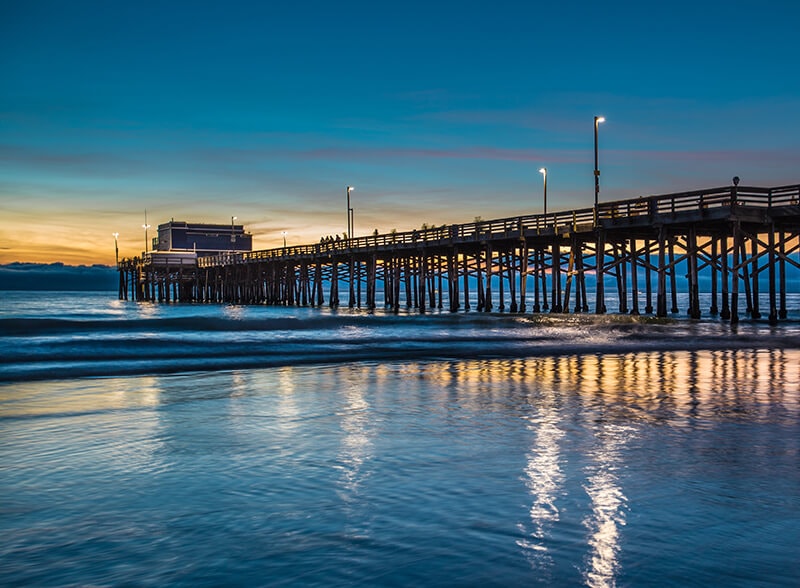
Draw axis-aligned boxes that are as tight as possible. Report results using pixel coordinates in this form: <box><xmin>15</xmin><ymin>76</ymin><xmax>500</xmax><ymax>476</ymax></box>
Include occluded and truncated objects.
<box><xmin>2</xmin><ymin>304</ymin><xmax>799</xmax><ymax>383</ymax></box>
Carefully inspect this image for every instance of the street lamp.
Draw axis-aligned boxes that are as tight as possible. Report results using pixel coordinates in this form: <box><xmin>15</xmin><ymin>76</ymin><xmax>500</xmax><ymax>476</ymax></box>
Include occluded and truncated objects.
<box><xmin>281</xmin><ymin>231</ymin><xmax>287</xmax><ymax>248</ymax></box>
<box><xmin>112</xmin><ymin>232</ymin><xmax>119</xmax><ymax>265</ymax></box>
<box><xmin>142</xmin><ymin>210</ymin><xmax>151</xmax><ymax>253</ymax></box>
<box><xmin>230</xmin><ymin>216</ymin><xmax>237</xmax><ymax>249</ymax></box>
<box><xmin>593</xmin><ymin>115</ymin><xmax>605</xmax><ymax>225</ymax></box>
<box><xmin>538</xmin><ymin>167</ymin><xmax>547</xmax><ymax>216</ymax></box>
<box><xmin>346</xmin><ymin>185</ymin><xmax>354</xmax><ymax>240</ymax></box>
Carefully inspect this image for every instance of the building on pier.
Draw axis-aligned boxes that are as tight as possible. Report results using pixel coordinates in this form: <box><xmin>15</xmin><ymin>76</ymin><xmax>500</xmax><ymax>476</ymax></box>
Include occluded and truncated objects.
<box><xmin>155</xmin><ymin>221</ymin><xmax>252</xmax><ymax>256</ymax></box>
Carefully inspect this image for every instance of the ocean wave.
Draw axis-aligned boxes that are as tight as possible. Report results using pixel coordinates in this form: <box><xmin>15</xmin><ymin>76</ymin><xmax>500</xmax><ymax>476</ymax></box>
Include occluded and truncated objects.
<box><xmin>3</xmin><ymin>300</ymin><xmax>800</xmax><ymax>383</ymax></box>
<box><xmin>0</xmin><ymin>315</ymin><xmax>367</xmax><ymax>336</ymax></box>
<box><xmin>0</xmin><ymin>309</ymin><xmax>721</xmax><ymax>336</ymax></box>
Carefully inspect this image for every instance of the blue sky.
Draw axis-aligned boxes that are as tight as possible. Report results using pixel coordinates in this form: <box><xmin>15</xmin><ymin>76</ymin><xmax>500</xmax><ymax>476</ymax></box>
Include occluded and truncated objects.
<box><xmin>1</xmin><ymin>0</ymin><xmax>799</xmax><ymax>263</ymax></box>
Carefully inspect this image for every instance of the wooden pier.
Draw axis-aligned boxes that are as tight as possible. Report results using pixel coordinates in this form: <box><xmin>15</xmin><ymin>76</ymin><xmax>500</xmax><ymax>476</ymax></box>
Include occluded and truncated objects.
<box><xmin>118</xmin><ymin>184</ymin><xmax>800</xmax><ymax>324</ymax></box>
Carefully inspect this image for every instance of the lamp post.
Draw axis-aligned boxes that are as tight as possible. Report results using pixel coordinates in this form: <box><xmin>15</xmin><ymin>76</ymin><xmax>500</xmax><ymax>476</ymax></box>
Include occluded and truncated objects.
<box><xmin>112</xmin><ymin>232</ymin><xmax>119</xmax><ymax>266</ymax></box>
<box><xmin>593</xmin><ymin>116</ymin><xmax>605</xmax><ymax>226</ymax></box>
<box><xmin>346</xmin><ymin>186</ymin><xmax>354</xmax><ymax>240</ymax></box>
<box><xmin>281</xmin><ymin>231</ymin><xmax>287</xmax><ymax>249</ymax></box>
<box><xmin>538</xmin><ymin>167</ymin><xmax>547</xmax><ymax>216</ymax></box>
<box><xmin>593</xmin><ymin>116</ymin><xmax>606</xmax><ymax>314</ymax></box>
<box><xmin>230</xmin><ymin>216</ymin><xmax>237</xmax><ymax>250</ymax></box>
<box><xmin>142</xmin><ymin>210</ymin><xmax>151</xmax><ymax>253</ymax></box>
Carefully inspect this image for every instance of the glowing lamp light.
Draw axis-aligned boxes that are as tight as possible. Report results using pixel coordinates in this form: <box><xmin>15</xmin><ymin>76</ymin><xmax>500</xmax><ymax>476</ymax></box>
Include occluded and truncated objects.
<box><xmin>538</xmin><ymin>168</ymin><xmax>548</xmax><ymax>216</ymax></box>
<box><xmin>346</xmin><ymin>186</ymin><xmax>355</xmax><ymax>239</ymax></box>
<box><xmin>112</xmin><ymin>232</ymin><xmax>120</xmax><ymax>264</ymax></box>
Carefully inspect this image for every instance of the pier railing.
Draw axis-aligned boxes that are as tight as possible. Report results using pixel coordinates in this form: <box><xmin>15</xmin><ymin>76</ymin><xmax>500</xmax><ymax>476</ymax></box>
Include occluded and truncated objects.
<box><xmin>596</xmin><ymin>184</ymin><xmax>800</xmax><ymax>219</ymax></box>
<box><xmin>196</xmin><ymin>184</ymin><xmax>799</xmax><ymax>268</ymax></box>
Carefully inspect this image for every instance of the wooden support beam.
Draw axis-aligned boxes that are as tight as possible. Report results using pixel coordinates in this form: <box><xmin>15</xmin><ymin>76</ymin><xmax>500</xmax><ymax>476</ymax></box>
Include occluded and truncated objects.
<box><xmin>731</xmin><ymin>223</ymin><xmax>741</xmax><ymax>323</ymax></box>
<box><xmin>532</xmin><ymin>248</ymin><xmax>541</xmax><ymax>313</ymax></box>
<box><xmin>779</xmin><ymin>232</ymin><xmax>788</xmax><ymax>319</ymax></box>
<box><xmin>519</xmin><ymin>243</ymin><xmax>528</xmax><ymax>313</ymax></box>
<box><xmin>630</xmin><ymin>239</ymin><xmax>640</xmax><ymax>315</ymax></box>
<box><xmin>751</xmin><ymin>234</ymin><xmax>761</xmax><ymax>318</ymax></box>
<box><xmin>484</xmin><ymin>244</ymin><xmax>493</xmax><ymax>312</ymax></box>
<box><xmin>595</xmin><ymin>232</ymin><xmax>606</xmax><ymax>314</ymax></box>
<box><xmin>709</xmin><ymin>237</ymin><xmax>719</xmax><ymax>315</ymax></box>
<box><xmin>768</xmin><ymin>225</ymin><xmax>778</xmax><ymax>325</ymax></box>
<box><xmin>551</xmin><ymin>239</ymin><xmax>562</xmax><ymax>313</ymax></box>
<box><xmin>668</xmin><ymin>238</ymin><xmax>679</xmax><ymax>314</ymax></box>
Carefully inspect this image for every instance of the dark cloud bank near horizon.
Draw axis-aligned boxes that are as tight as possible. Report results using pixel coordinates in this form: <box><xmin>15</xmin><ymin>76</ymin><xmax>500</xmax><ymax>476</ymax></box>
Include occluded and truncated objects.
<box><xmin>0</xmin><ymin>263</ymin><xmax>118</xmax><ymax>291</ymax></box>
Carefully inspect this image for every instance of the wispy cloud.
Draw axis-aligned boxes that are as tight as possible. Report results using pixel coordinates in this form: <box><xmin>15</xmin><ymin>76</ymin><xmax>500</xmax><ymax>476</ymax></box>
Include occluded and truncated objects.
<box><xmin>609</xmin><ymin>148</ymin><xmax>800</xmax><ymax>165</ymax></box>
<box><xmin>0</xmin><ymin>144</ymin><xmax>123</xmax><ymax>168</ymax></box>
<box><xmin>291</xmin><ymin>145</ymin><xmax>579</xmax><ymax>163</ymax></box>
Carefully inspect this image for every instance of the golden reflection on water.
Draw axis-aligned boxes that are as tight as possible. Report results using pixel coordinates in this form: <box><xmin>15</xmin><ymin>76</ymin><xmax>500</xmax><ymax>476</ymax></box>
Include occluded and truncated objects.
<box><xmin>381</xmin><ymin>349</ymin><xmax>799</xmax><ymax>424</ymax></box>
<box><xmin>0</xmin><ymin>376</ymin><xmax>167</xmax><ymax>475</ymax></box>
<box><xmin>273</xmin><ymin>366</ymin><xmax>300</xmax><ymax>436</ymax></box>
<box><xmin>333</xmin><ymin>350</ymin><xmax>800</xmax><ymax>448</ymax></box>
<box><xmin>0</xmin><ymin>375</ymin><xmax>162</xmax><ymax>418</ymax></box>
<box><xmin>421</xmin><ymin>348</ymin><xmax>799</xmax><ymax>586</ymax></box>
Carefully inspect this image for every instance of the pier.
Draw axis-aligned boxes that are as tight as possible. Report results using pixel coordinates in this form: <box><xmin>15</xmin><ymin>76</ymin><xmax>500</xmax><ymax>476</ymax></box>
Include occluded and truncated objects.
<box><xmin>118</xmin><ymin>184</ymin><xmax>800</xmax><ymax>324</ymax></box>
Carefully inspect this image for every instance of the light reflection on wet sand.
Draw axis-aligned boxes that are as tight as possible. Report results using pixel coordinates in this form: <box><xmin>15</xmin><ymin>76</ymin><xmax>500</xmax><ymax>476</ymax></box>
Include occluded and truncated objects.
<box><xmin>1</xmin><ymin>348</ymin><xmax>797</xmax><ymax>586</ymax></box>
<box><xmin>517</xmin><ymin>383</ymin><xmax>565</xmax><ymax>580</ymax></box>
<box><xmin>336</xmin><ymin>377</ymin><xmax>373</xmax><ymax>501</ymax></box>
<box><xmin>401</xmin><ymin>349</ymin><xmax>800</xmax><ymax>424</ymax></box>
<box><xmin>6</xmin><ymin>348</ymin><xmax>795</xmax><ymax>423</ymax></box>
<box><xmin>581</xmin><ymin>422</ymin><xmax>632</xmax><ymax>588</ymax></box>
<box><xmin>448</xmin><ymin>348</ymin><xmax>797</xmax><ymax>586</ymax></box>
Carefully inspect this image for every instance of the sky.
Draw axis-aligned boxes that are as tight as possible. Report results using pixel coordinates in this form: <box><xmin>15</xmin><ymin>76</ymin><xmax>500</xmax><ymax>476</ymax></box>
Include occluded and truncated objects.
<box><xmin>1</xmin><ymin>0</ymin><xmax>799</xmax><ymax>264</ymax></box>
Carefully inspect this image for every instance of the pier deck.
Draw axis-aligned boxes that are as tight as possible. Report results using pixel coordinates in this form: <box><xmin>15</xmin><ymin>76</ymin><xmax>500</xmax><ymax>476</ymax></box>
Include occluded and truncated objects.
<box><xmin>118</xmin><ymin>184</ymin><xmax>800</xmax><ymax>323</ymax></box>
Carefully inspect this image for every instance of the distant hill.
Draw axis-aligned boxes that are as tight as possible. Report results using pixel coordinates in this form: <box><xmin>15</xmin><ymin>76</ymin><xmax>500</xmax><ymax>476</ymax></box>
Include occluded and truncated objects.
<box><xmin>0</xmin><ymin>263</ymin><xmax>118</xmax><ymax>291</ymax></box>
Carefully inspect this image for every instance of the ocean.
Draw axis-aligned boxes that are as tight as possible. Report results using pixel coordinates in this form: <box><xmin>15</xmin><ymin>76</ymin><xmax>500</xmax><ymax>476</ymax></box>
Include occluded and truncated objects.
<box><xmin>1</xmin><ymin>291</ymin><xmax>799</xmax><ymax>586</ymax></box>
